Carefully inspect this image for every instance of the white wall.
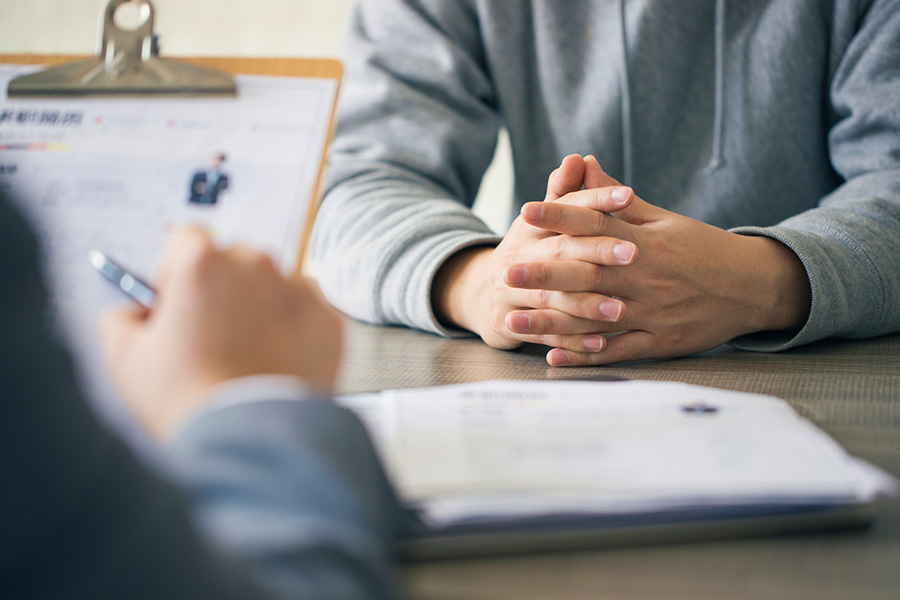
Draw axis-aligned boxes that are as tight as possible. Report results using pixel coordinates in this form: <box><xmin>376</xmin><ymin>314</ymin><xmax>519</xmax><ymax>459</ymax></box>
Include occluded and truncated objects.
<box><xmin>0</xmin><ymin>0</ymin><xmax>513</xmax><ymax>233</ymax></box>
<box><xmin>0</xmin><ymin>0</ymin><xmax>356</xmax><ymax>57</ymax></box>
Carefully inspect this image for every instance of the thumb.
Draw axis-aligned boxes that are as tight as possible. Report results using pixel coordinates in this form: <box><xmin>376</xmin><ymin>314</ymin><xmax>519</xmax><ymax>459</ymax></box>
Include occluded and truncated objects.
<box><xmin>583</xmin><ymin>154</ymin><xmax>621</xmax><ymax>189</ymax></box>
<box><xmin>99</xmin><ymin>306</ymin><xmax>149</xmax><ymax>369</ymax></box>
<box><xmin>583</xmin><ymin>155</ymin><xmax>658</xmax><ymax>224</ymax></box>
<box><xmin>545</xmin><ymin>154</ymin><xmax>586</xmax><ymax>201</ymax></box>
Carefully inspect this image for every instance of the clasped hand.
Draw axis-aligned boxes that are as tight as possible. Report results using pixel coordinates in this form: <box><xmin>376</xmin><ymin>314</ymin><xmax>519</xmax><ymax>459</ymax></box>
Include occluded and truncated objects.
<box><xmin>437</xmin><ymin>155</ymin><xmax>810</xmax><ymax>366</ymax></box>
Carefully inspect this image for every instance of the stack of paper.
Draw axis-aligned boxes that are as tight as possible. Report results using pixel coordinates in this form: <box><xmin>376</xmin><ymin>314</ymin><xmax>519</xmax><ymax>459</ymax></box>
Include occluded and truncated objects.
<box><xmin>338</xmin><ymin>380</ymin><xmax>897</xmax><ymax>556</ymax></box>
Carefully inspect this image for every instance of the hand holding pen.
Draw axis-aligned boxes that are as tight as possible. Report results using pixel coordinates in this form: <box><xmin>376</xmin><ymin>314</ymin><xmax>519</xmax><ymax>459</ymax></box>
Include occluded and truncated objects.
<box><xmin>91</xmin><ymin>228</ymin><xmax>344</xmax><ymax>440</ymax></box>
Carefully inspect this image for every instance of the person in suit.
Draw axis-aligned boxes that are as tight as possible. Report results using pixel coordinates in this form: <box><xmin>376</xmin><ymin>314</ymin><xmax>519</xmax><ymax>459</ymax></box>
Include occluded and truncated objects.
<box><xmin>189</xmin><ymin>152</ymin><xmax>230</xmax><ymax>204</ymax></box>
<box><xmin>0</xmin><ymin>190</ymin><xmax>408</xmax><ymax>599</ymax></box>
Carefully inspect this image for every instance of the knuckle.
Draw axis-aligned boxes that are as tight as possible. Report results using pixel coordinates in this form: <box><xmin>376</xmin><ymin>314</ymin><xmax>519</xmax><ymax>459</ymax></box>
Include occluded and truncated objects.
<box><xmin>587</xmin><ymin>265</ymin><xmax>604</xmax><ymax>290</ymax></box>
<box><xmin>545</xmin><ymin>203</ymin><xmax>564</xmax><ymax>227</ymax></box>
<box><xmin>238</xmin><ymin>246</ymin><xmax>278</xmax><ymax>274</ymax></box>
<box><xmin>533</xmin><ymin>263</ymin><xmax>554</xmax><ymax>287</ymax></box>
<box><xmin>548</xmin><ymin>235</ymin><xmax>566</xmax><ymax>260</ymax></box>
<box><xmin>561</xmin><ymin>351</ymin><xmax>590</xmax><ymax>367</ymax></box>
<box><xmin>489</xmin><ymin>279</ymin><xmax>507</xmax><ymax>302</ymax></box>
<box><xmin>256</xmin><ymin>253</ymin><xmax>278</xmax><ymax>272</ymax></box>
<box><xmin>536</xmin><ymin>287</ymin><xmax>552</xmax><ymax>308</ymax></box>
<box><xmin>591</xmin><ymin>210</ymin><xmax>608</xmax><ymax>234</ymax></box>
<box><xmin>180</xmin><ymin>236</ymin><xmax>217</xmax><ymax>275</ymax></box>
<box><xmin>576</xmin><ymin>294</ymin><xmax>598</xmax><ymax>319</ymax></box>
<box><xmin>609</xmin><ymin>340</ymin><xmax>642</xmax><ymax>363</ymax></box>
<box><xmin>489</xmin><ymin>309</ymin><xmax>507</xmax><ymax>332</ymax></box>
<box><xmin>180</xmin><ymin>230</ymin><xmax>213</xmax><ymax>258</ymax></box>
<box><xmin>532</xmin><ymin>333</ymin><xmax>551</xmax><ymax>345</ymax></box>
<box><xmin>559</xmin><ymin>334</ymin><xmax>582</xmax><ymax>351</ymax></box>
<box><xmin>591</xmin><ymin>238</ymin><xmax>609</xmax><ymax>261</ymax></box>
<box><xmin>594</xmin><ymin>188</ymin><xmax>619</xmax><ymax>213</ymax></box>
<box><xmin>496</xmin><ymin>246</ymin><xmax>519</xmax><ymax>268</ymax></box>
<box><xmin>609</xmin><ymin>346</ymin><xmax>636</xmax><ymax>364</ymax></box>
<box><xmin>643</xmin><ymin>233</ymin><xmax>670</xmax><ymax>259</ymax></box>
<box><xmin>661</xmin><ymin>328</ymin><xmax>688</xmax><ymax>348</ymax></box>
<box><xmin>536</xmin><ymin>311</ymin><xmax>556</xmax><ymax>331</ymax></box>
<box><xmin>588</xmin><ymin>319</ymin><xmax>607</xmax><ymax>332</ymax></box>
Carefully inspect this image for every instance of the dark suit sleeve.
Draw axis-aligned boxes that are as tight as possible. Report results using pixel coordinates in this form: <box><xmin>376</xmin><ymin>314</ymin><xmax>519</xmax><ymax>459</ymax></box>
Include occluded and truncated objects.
<box><xmin>0</xmin><ymin>197</ymin><xmax>405</xmax><ymax>599</ymax></box>
<box><xmin>169</xmin><ymin>398</ymin><xmax>408</xmax><ymax>599</ymax></box>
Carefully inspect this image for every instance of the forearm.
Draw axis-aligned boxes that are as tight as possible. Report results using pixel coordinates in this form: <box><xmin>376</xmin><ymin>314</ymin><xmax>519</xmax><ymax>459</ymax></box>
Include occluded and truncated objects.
<box><xmin>168</xmin><ymin>397</ymin><xmax>407</xmax><ymax>600</ymax></box>
<box><xmin>312</xmin><ymin>168</ymin><xmax>500</xmax><ymax>334</ymax></box>
<box><xmin>311</xmin><ymin>0</ymin><xmax>503</xmax><ymax>333</ymax></box>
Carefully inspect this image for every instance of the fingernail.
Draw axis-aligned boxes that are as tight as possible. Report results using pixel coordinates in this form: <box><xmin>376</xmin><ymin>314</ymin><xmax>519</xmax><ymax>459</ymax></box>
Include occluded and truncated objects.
<box><xmin>599</xmin><ymin>300</ymin><xmax>623</xmax><ymax>321</ymax></box>
<box><xmin>613</xmin><ymin>243</ymin><xmax>635</xmax><ymax>263</ymax></box>
<box><xmin>508</xmin><ymin>312</ymin><xmax>531</xmax><ymax>332</ymax></box>
<box><xmin>584</xmin><ymin>335</ymin><xmax>605</xmax><ymax>352</ymax></box>
<box><xmin>611</xmin><ymin>187</ymin><xmax>631</xmax><ymax>205</ymax></box>
<box><xmin>548</xmin><ymin>348</ymin><xmax>569</xmax><ymax>366</ymax></box>
<box><xmin>506</xmin><ymin>265</ymin><xmax>529</xmax><ymax>286</ymax></box>
<box><xmin>521</xmin><ymin>202</ymin><xmax>544</xmax><ymax>220</ymax></box>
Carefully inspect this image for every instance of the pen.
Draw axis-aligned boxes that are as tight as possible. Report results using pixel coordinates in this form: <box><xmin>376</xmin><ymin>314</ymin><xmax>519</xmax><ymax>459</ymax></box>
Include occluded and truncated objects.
<box><xmin>89</xmin><ymin>250</ymin><xmax>157</xmax><ymax>308</ymax></box>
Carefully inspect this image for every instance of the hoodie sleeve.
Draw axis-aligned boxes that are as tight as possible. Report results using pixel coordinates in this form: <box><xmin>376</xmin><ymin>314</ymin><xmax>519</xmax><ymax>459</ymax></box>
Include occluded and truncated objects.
<box><xmin>730</xmin><ymin>0</ymin><xmax>900</xmax><ymax>352</ymax></box>
<box><xmin>310</xmin><ymin>0</ymin><xmax>501</xmax><ymax>337</ymax></box>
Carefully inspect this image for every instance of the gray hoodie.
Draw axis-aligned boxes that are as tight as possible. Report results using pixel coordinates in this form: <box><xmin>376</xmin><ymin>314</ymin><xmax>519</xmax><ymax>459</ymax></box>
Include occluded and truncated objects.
<box><xmin>312</xmin><ymin>0</ymin><xmax>900</xmax><ymax>352</ymax></box>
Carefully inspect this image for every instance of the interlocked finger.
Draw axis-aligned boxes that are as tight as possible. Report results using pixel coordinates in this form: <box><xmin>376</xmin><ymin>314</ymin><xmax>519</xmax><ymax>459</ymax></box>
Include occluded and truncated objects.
<box><xmin>504</xmin><ymin>307</ymin><xmax>625</xmax><ymax>341</ymax></box>
<box><xmin>507</xmin><ymin>286</ymin><xmax>627</xmax><ymax>324</ymax></box>
<box><xmin>546</xmin><ymin>330</ymin><xmax>657</xmax><ymax>366</ymax></box>
<box><xmin>505</xmin><ymin>255</ymin><xmax>634</xmax><ymax>295</ymax></box>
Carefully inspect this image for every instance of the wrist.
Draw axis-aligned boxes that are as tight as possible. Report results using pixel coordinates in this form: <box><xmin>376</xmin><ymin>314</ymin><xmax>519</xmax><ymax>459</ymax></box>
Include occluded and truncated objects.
<box><xmin>165</xmin><ymin>374</ymin><xmax>328</xmax><ymax>443</ymax></box>
<box><xmin>148</xmin><ymin>382</ymin><xmax>218</xmax><ymax>442</ymax></box>
<box><xmin>740</xmin><ymin>235</ymin><xmax>811</xmax><ymax>334</ymax></box>
<box><xmin>432</xmin><ymin>246</ymin><xmax>493</xmax><ymax>332</ymax></box>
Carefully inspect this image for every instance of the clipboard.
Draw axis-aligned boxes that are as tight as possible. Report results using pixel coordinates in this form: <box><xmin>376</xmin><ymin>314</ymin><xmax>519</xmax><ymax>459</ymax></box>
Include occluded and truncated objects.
<box><xmin>0</xmin><ymin>0</ymin><xmax>343</xmax><ymax>451</ymax></box>
<box><xmin>1</xmin><ymin>0</ymin><xmax>342</xmax><ymax>272</ymax></box>
<box><xmin>2</xmin><ymin>54</ymin><xmax>341</xmax><ymax>272</ymax></box>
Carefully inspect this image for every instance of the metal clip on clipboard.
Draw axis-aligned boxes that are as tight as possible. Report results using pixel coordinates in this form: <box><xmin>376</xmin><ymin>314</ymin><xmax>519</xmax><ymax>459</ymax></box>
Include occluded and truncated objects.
<box><xmin>7</xmin><ymin>0</ymin><xmax>236</xmax><ymax>98</ymax></box>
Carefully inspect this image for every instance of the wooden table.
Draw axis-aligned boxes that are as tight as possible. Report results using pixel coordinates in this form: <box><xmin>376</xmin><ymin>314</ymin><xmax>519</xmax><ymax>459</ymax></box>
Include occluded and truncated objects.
<box><xmin>337</xmin><ymin>322</ymin><xmax>900</xmax><ymax>600</ymax></box>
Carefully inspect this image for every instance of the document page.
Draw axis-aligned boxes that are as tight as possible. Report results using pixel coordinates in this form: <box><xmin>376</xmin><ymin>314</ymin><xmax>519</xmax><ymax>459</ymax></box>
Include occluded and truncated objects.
<box><xmin>0</xmin><ymin>65</ymin><xmax>338</xmax><ymax>444</ymax></box>
<box><xmin>338</xmin><ymin>380</ymin><xmax>898</xmax><ymax>528</ymax></box>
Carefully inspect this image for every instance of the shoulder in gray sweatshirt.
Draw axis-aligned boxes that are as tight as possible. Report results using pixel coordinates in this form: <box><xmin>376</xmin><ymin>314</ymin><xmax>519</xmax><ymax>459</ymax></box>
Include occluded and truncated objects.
<box><xmin>311</xmin><ymin>0</ymin><xmax>900</xmax><ymax>352</ymax></box>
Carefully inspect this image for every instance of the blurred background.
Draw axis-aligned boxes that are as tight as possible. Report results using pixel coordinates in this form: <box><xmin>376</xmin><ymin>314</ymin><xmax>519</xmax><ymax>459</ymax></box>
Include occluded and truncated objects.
<box><xmin>0</xmin><ymin>0</ymin><xmax>513</xmax><ymax>233</ymax></box>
